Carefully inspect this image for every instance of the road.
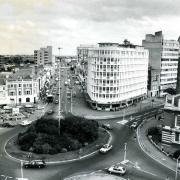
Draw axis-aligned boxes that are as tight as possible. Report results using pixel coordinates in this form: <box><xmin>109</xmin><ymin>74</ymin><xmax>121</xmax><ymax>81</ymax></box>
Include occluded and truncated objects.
<box><xmin>0</xmin><ymin>65</ymin><xmax>178</xmax><ymax>180</ymax></box>
<box><xmin>0</xmin><ymin>108</ymin><xmax>177</xmax><ymax>180</ymax></box>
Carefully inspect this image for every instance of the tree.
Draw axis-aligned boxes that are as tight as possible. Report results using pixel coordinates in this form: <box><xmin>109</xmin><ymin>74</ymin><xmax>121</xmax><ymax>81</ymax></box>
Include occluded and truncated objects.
<box><xmin>147</xmin><ymin>127</ymin><xmax>162</xmax><ymax>143</ymax></box>
<box><xmin>173</xmin><ymin>150</ymin><xmax>180</xmax><ymax>159</ymax></box>
<box><xmin>17</xmin><ymin>116</ymin><xmax>99</xmax><ymax>154</ymax></box>
<box><xmin>164</xmin><ymin>88</ymin><xmax>176</xmax><ymax>95</ymax></box>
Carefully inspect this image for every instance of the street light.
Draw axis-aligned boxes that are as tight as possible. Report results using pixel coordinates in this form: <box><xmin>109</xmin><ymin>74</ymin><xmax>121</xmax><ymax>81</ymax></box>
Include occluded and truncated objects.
<box><xmin>124</xmin><ymin>142</ymin><xmax>127</xmax><ymax>162</ymax></box>
<box><xmin>58</xmin><ymin>47</ymin><xmax>62</xmax><ymax>135</ymax></box>
<box><xmin>175</xmin><ymin>156</ymin><xmax>180</xmax><ymax>180</ymax></box>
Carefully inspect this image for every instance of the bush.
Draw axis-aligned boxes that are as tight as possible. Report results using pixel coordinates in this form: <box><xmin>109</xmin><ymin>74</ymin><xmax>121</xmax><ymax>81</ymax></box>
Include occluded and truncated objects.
<box><xmin>173</xmin><ymin>150</ymin><xmax>180</xmax><ymax>159</ymax></box>
<box><xmin>17</xmin><ymin>115</ymin><xmax>99</xmax><ymax>154</ymax></box>
<box><xmin>61</xmin><ymin>148</ymin><xmax>67</xmax><ymax>153</ymax></box>
<box><xmin>147</xmin><ymin>127</ymin><xmax>162</xmax><ymax>143</ymax></box>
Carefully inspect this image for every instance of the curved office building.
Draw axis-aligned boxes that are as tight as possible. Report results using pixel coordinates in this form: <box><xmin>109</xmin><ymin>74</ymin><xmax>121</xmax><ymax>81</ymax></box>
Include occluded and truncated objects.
<box><xmin>86</xmin><ymin>42</ymin><xmax>149</xmax><ymax>111</ymax></box>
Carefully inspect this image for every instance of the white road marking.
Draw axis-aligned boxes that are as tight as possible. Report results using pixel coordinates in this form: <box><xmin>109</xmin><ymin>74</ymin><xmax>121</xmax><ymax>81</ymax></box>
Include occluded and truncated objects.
<box><xmin>6</xmin><ymin>177</ymin><xmax>13</xmax><ymax>179</ymax></box>
<box><xmin>117</xmin><ymin>120</ymin><xmax>128</xmax><ymax>125</ymax></box>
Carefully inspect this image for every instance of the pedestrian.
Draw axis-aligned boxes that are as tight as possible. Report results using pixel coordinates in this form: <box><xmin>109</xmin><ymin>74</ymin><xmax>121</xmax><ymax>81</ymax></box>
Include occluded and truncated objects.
<box><xmin>154</xmin><ymin>114</ymin><xmax>157</xmax><ymax>119</ymax></box>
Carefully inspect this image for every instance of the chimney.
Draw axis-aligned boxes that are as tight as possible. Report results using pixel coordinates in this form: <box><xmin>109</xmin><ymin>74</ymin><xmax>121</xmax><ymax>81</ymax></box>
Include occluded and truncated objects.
<box><xmin>176</xmin><ymin>60</ymin><xmax>180</xmax><ymax>94</ymax></box>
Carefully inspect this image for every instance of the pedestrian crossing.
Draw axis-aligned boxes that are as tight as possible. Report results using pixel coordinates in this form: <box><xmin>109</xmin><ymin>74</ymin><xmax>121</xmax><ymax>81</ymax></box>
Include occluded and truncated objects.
<box><xmin>117</xmin><ymin>120</ymin><xmax>128</xmax><ymax>125</ymax></box>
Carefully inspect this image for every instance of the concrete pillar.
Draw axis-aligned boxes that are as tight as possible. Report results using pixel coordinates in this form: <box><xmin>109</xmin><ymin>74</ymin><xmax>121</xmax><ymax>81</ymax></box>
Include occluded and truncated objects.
<box><xmin>176</xmin><ymin>59</ymin><xmax>180</xmax><ymax>94</ymax></box>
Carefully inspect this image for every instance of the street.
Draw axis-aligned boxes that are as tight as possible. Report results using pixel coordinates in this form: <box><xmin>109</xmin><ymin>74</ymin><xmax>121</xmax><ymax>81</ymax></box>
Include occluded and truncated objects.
<box><xmin>0</xmin><ymin>109</ymin><xmax>178</xmax><ymax>180</ymax></box>
<box><xmin>0</xmin><ymin>65</ymin><xmax>178</xmax><ymax>180</ymax></box>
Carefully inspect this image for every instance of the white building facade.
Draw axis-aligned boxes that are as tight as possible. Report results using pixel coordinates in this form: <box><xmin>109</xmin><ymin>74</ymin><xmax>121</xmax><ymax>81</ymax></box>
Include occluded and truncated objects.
<box><xmin>86</xmin><ymin>43</ymin><xmax>149</xmax><ymax>111</ymax></box>
<box><xmin>6</xmin><ymin>76</ymin><xmax>39</xmax><ymax>105</ymax></box>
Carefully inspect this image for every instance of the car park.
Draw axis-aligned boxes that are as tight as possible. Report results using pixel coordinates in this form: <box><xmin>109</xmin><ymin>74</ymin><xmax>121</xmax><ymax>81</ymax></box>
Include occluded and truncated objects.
<box><xmin>108</xmin><ymin>165</ymin><xmax>126</xmax><ymax>176</ymax></box>
<box><xmin>102</xmin><ymin>123</ymin><xmax>113</xmax><ymax>130</ymax></box>
<box><xmin>23</xmin><ymin>160</ymin><xmax>46</xmax><ymax>169</ymax></box>
<box><xmin>1</xmin><ymin>122</ymin><xmax>15</xmax><ymax>128</ymax></box>
<box><xmin>99</xmin><ymin>144</ymin><xmax>113</xmax><ymax>153</ymax></box>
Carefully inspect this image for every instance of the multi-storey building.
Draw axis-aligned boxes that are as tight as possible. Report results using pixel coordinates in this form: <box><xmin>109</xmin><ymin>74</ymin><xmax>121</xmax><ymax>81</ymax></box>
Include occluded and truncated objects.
<box><xmin>34</xmin><ymin>46</ymin><xmax>52</xmax><ymax>66</ymax></box>
<box><xmin>77</xmin><ymin>45</ymin><xmax>97</xmax><ymax>77</ymax></box>
<box><xmin>142</xmin><ymin>31</ymin><xmax>179</xmax><ymax>97</ymax></box>
<box><xmin>86</xmin><ymin>42</ymin><xmax>149</xmax><ymax>111</ymax></box>
<box><xmin>0</xmin><ymin>77</ymin><xmax>7</xmax><ymax>106</ymax></box>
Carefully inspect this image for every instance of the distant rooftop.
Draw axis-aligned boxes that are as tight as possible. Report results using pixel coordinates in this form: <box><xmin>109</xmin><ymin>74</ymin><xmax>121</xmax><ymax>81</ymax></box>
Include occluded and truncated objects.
<box><xmin>98</xmin><ymin>40</ymin><xmax>142</xmax><ymax>48</ymax></box>
<box><xmin>8</xmin><ymin>67</ymin><xmax>35</xmax><ymax>81</ymax></box>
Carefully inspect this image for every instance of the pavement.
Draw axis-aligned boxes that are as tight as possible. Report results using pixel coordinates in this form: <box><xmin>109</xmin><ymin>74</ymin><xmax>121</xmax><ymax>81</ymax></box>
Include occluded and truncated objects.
<box><xmin>137</xmin><ymin>117</ymin><xmax>177</xmax><ymax>172</ymax></box>
<box><xmin>72</xmin><ymin>92</ymin><xmax>164</xmax><ymax>119</ymax></box>
<box><xmin>3</xmin><ymin>92</ymin><xmax>177</xmax><ymax>178</ymax></box>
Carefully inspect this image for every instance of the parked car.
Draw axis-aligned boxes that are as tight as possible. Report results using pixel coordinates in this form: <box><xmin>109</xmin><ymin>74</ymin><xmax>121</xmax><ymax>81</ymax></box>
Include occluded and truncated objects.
<box><xmin>23</xmin><ymin>160</ymin><xmax>46</xmax><ymax>169</ymax></box>
<box><xmin>108</xmin><ymin>165</ymin><xmax>126</xmax><ymax>176</ymax></box>
<box><xmin>47</xmin><ymin>110</ymin><xmax>54</xmax><ymax>115</ymax></box>
<box><xmin>130</xmin><ymin>121</ymin><xmax>138</xmax><ymax>129</ymax></box>
<box><xmin>99</xmin><ymin>144</ymin><xmax>113</xmax><ymax>153</ymax></box>
<box><xmin>37</xmin><ymin>106</ymin><xmax>44</xmax><ymax>110</ymax></box>
<box><xmin>20</xmin><ymin>120</ymin><xmax>32</xmax><ymax>126</ymax></box>
<box><xmin>1</xmin><ymin>122</ymin><xmax>15</xmax><ymax>128</ymax></box>
<box><xmin>102</xmin><ymin>123</ymin><xmax>113</xmax><ymax>130</ymax></box>
<box><xmin>55</xmin><ymin>100</ymin><xmax>59</xmax><ymax>104</ymax></box>
<box><xmin>75</xmin><ymin>80</ymin><xmax>80</xmax><ymax>85</ymax></box>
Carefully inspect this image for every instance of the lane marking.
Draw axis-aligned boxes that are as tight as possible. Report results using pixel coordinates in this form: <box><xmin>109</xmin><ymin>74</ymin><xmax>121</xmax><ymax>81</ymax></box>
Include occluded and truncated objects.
<box><xmin>117</xmin><ymin>120</ymin><xmax>128</xmax><ymax>125</ymax></box>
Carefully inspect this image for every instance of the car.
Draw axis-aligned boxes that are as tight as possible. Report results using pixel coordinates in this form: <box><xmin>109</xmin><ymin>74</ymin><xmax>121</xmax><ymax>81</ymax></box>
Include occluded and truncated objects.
<box><xmin>37</xmin><ymin>106</ymin><xmax>45</xmax><ymax>110</ymax></box>
<box><xmin>75</xmin><ymin>81</ymin><xmax>80</xmax><ymax>85</ymax></box>
<box><xmin>55</xmin><ymin>100</ymin><xmax>59</xmax><ymax>104</ymax></box>
<box><xmin>108</xmin><ymin>165</ymin><xmax>126</xmax><ymax>176</ymax></box>
<box><xmin>99</xmin><ymin>144</ymin><xmax>113</xmax><ymax>153</ymax></box>
<box><xmin>130</xmin><ymin>121</ymin><xmax>138</xmax><ymax>129</ymax></box>
<box><xmin>102</xmin><ymin>123</ymin><xmax>113</xmax><ymax>130</ymax></box>
<box><xmin>47</xmin><ymin>110</ymin><xmax>54</xmax><ymax>115</ymax></box>
<box><xmin>23</xmin><ymin>160</ymin><xmax>46</xmax><ymax>169</ymax></box>
<box><xmin>64</xmin><ymin>81</ymin><xmax>68</xmax><ymax>86</ymax></box>
<box><xmin>20</xmin><ymin>120</ymin><xmax>32</xmax><ymax>126</ymax></box>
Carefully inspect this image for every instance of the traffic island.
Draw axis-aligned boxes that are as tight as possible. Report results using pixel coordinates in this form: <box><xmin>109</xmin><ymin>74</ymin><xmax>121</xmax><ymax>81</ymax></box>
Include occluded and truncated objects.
<box><xmin>65</xmin><ymin>172</ymin><xmax>126</xmax><ymax>180</ymax></box>
<box><xmin>5</xmin><ymin>128</ymin><xmax>110</xmax><ymax>164</ymax></box>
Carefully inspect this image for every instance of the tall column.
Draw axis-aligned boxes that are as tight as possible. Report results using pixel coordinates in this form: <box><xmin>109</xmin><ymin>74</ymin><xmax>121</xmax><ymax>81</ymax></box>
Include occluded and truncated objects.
<box><xmin>176</xmin><ymin>59</ymin><xmax>180</xmax><ymax>94</ymax></box>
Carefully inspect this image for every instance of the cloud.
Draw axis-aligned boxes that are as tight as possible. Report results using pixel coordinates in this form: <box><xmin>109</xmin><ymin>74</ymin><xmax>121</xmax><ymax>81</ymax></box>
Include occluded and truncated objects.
<box><xmin>0</xmin><ymin>0</ymin><xmax>180</xmax><ymax>55</ymax></box>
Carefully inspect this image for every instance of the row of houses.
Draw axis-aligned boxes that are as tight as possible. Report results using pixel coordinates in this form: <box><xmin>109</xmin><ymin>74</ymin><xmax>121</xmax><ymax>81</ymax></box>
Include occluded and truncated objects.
<box><xmin>0</xmin><ymin>65</ymin><xmax>54</xmax><ymax>107</ymax></box>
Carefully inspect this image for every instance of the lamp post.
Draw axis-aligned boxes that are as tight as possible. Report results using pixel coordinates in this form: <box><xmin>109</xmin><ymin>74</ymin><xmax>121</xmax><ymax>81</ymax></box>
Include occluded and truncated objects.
<box><xmin>123</xmin><ymin>108</ymin><xmax>126</xmax><ymax>121</ymax></box>
<box><xmin>58</xmin><ymin>47</ymin><xmax>62</xmax><ymax>135</ymax></box>
<box><xmin>175</xmin><ymin>156</ymin><xmax>180</xmax><ymax>180</ymax></box>
<box><xmin>20</xmin><ymin>160</ymin><xmax>24</xmax><ymax>179</ymax></box>
<box><xmin>124</xmin><ymin>142</ymin><xmax>127</xmax><ymax>162</ymax></box>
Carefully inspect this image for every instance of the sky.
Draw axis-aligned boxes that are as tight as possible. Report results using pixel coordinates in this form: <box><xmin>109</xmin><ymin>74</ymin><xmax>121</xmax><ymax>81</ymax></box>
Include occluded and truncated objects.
<box><xmin>0</xmin><ymin>0</ymin><xmax>180</xmax><ymax>56</ymax></box>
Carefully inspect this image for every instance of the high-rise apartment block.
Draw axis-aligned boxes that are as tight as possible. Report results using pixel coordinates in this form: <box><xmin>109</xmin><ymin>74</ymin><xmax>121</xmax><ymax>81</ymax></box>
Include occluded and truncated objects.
<box><xmin>143</xmin><ymin>31</ymin><xmax>179</xmax><ymax>97</ymax></box>
<box><xmin>34</xmin><ymin>46</ymin><xmax>52</xmax><ymax>66</ymax></box>
<box><xmin>86</xmin><ymin>42</ymin><xmax>149</xmax><ymax>111</ymax></box>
